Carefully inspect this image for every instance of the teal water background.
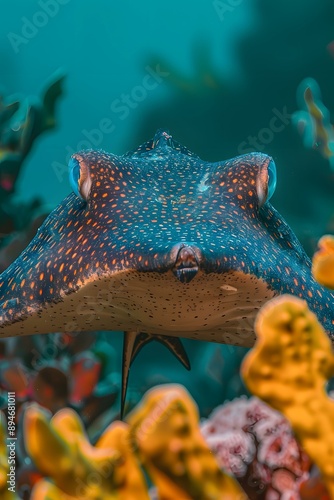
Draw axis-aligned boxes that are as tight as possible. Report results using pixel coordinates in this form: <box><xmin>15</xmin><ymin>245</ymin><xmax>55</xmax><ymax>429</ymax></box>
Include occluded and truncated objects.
<box><xmin>1</xmin><ymin>0</ymin><xmax>333</xmax><ymax>243</ymax></box>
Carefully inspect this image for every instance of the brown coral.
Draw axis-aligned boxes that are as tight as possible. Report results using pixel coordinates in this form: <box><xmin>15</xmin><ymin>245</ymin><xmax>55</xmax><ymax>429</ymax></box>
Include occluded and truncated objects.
<box><xmin>241</xmin><ymin>294</ymin><xmax>334</xmax><ymax>498</ymax></box>
<box><xmin>127</xmin><ymin>384</ymin><xmax>246</xmax><ymax>500</ymax></box>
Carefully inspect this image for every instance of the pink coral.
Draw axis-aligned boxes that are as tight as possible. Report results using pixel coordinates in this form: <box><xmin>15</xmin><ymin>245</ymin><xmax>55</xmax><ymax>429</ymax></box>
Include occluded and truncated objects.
<box><xmin>201</xmin><ymin>396</ymin><xmax>311</xmax><ymax>500</ymax></box>
<box><xmin>203</xmin><ymin>431</ymin><xmax>255</xmax><ymax>476</ymax></box>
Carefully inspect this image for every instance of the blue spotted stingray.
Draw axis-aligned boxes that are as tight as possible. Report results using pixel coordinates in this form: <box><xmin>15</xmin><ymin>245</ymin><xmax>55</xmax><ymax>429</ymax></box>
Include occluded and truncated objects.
<box><xmin>0</xmin><ymin>129</ymin><xmax>333</xmax><ymax>412</ymax></box>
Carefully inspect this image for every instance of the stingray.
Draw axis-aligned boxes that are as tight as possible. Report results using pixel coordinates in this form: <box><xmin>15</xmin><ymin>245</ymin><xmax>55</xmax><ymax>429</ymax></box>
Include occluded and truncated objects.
<box><xmin>0</xmin><ymin>129</ymin><xmax>333</xmax><ymax>413</ymax></box>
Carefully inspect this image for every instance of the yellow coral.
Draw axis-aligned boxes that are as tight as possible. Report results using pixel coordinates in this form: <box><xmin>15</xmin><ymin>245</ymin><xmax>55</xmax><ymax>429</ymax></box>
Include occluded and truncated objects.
<box><xmin>241</xmin><ymin>294</ymin><xmax>334</xmax><ymax>498</ymax></box>
<box><xmin>25</xmin><ymin>405</ymin><xmax>149</xmax><ymax>500</ymax></box>
<box><xmin>293</xmin><ymin>78</ymin><xmax>334</xmax><ymax>168</ymax></box>
<box><xmin>127</xmin><ymin>384</ymin><xmax>246</xmax><ymax>500</ymax></box>
<box><xmin>0</xmin><ymin>413</ymin><xmax>19</xmax><ymax>500</ymax></box>
<box><xmin>312</xmin><ymin>235</ymin><xmax>334</xmax><ymax>289</ymax></box>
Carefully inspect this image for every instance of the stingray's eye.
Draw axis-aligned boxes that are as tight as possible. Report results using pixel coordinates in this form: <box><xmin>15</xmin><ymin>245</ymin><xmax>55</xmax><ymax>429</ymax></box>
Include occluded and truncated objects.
<box><xmin>257</xmin><ymin>158</ymin><xmax>277</xmax><ymax>207</ymax></box>
<box><xmin>69</xmin><ymin>157</ymin><xmax>81</xmax><ymax>197</ymax></box>
<box><xmin>267</xmin><ymin>159</ymin><xmax>277</xmax><ymax>201</ymax></box>
<box><xmin>68</xmin><ymin>156</ymin><xmax>91</xmax><ymax>201</ymax></box>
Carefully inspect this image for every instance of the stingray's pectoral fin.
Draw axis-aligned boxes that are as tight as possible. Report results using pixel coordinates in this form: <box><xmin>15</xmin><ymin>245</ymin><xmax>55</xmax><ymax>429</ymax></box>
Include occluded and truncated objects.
<box><xmin>121</xmin><ymin>331</ymin><xmax>191</xmax><ymax>418</ymax></box>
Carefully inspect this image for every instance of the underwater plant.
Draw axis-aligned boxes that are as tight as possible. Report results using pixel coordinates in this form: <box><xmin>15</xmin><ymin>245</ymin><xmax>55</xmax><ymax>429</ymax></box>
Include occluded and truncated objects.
<box><xmin>293</xmin><ymin>78</ymin><xmax>334</xmax><ymax>171</ymax></box>
<box><xmin>0</xmin><ymin>70</ymin><xmax>64</xmax><ymax>236</ymax></box>
<box><xmin>0</xmin><ymin>331</ymin><xmax>119</xmax><ymax>430</ymax></box>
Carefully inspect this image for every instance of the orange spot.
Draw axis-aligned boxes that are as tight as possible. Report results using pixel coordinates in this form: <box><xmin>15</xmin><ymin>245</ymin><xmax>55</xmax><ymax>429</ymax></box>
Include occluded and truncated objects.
<box><xmin>21</xmin><ymin>279</ymin><xmax>26</xmax><ymax>287</ymax></box>
<box><xmin>39</xmin><ymin>273</ymin><xmax>44</xmax><ymax>281</ymax></box>
<box><xmin>59</xmin><ymin>263</ymin><xmax>64</xmax><ymax>272</ymax></box>
<box><xmin>308</xmin><ymin>290</ymin><xmax>313</xmax><ymax>298</ymax></box>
